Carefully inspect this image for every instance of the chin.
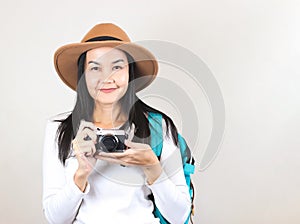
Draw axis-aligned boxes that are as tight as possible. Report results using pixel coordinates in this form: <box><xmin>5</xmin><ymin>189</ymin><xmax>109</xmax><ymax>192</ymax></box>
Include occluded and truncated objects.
<box><xmin>96</xmin><ymin>98</ymin><xmax>120</xmax><ymax>105</ymax></box>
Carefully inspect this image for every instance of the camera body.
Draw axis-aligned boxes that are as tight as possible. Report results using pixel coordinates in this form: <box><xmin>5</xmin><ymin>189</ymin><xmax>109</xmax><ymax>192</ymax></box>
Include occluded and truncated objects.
<box><xmin>95</xmin><ymin>128</ymin><xmax>127</xmax><ymax>153</ymax></box>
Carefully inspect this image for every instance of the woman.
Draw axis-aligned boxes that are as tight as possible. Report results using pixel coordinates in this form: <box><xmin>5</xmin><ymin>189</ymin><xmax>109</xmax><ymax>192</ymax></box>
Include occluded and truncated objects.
<box><xmin>43</xmin><ymin>23</ymin><xmax>191</xmax><ymax>224</ymax></box>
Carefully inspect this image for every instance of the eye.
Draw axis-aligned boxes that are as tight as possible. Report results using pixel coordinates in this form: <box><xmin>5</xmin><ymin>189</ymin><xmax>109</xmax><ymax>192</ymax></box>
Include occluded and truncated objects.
<box><xmin>113</xmin><ymin>65</ymin><xmax>123</xmax><ymax>70</ymax></box>
<box><xmin>90</xmin><ymin>66</ymin><xmax>100</xmax><ymax>71</ymax></box>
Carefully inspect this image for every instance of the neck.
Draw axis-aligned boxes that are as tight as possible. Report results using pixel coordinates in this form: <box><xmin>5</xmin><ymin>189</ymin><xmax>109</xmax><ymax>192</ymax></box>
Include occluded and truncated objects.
<box><xmin>93</xmin><ymin>102</ymin><xmax>127</xmax><ymax>129</ymax></box>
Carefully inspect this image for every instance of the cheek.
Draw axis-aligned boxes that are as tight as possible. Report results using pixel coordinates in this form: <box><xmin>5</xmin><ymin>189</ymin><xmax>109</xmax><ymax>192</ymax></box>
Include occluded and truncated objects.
<box><xmin>115</xmin><ymin>71</ymin><xmax>129</xmax><ymax>86</ymax></box>
<box><xmin>85</xmin><ymin>74</ymin><xmax>98</xmax><ymax>87</ymax></box>
<box><xmin>85</xmin><ymin>75</ymin><xmax>98</xmax><ymax>95</ymax></box>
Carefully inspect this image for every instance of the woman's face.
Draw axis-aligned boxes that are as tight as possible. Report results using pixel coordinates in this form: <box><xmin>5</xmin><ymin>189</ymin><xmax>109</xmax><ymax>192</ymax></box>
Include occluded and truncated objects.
<box><xmin>85</xmin><ymin>47</ymin><xmax>129</xmax><ymax>106</ymax></box>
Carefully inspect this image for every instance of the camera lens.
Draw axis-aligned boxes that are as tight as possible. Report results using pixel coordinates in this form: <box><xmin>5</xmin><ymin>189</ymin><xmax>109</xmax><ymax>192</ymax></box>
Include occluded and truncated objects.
<box><xmin>100</xmin><ymin>134</ymin><xmax>119</xmax><ymax>152</ymax></box>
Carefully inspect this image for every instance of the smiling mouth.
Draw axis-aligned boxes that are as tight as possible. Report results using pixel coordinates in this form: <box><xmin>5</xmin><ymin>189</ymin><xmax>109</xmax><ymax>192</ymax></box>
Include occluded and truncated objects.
<box><xmin>99</xmin><ymin>88</ymin><xmax>117</xmax><ymax>93</ymax></box>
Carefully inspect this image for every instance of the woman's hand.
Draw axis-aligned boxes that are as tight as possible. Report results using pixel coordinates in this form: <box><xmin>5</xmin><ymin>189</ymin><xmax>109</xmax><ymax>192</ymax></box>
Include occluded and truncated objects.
<box><xmin>95</xmin><ymin>140</ymin><xmax>162</xmax><ymax>184</ymax></box>
<box><xmin>72</xmin><ymin>120</ymin><xmax>97</xmax><ymax>191</ymax></box>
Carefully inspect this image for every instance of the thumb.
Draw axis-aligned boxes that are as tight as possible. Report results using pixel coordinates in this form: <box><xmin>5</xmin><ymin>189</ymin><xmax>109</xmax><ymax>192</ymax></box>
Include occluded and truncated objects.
<box><xmin>124</xmin><ymin>139</ymin><xmax>136</xmax><ymax>148</ymax></box>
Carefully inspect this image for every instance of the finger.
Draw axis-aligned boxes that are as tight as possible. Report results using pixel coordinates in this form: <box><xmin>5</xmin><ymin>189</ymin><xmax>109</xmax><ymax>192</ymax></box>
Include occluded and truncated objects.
<box><xmin>84</xmin><ymin>143</ymin><xmax>97</xmax><ymax>157</ymax></box>
<box><xmin>75</xmin><ymin>151</ymin><xmax>86</xmax><ymax>162</ymax></box>
<box><xmin>72</xmin><ymin>139</ymin><xmax>93</xmax><ymax>151</ymax></box>
<box><xmin>127</xmin><ymin>123</ymin><xmax>136</xmax><ymax>141</ymax></box>
<box><xmin>80</xmin><ymin>128</ymin><xmax>97</xmax><ymax>143</ymax></box>
<box><xmin>73</xmin><ymin>141</ymin><xmax>94</xmax><ymax>152</ymax></box>
<box><xmin>95</xmin><ymin>155</ymin><xmax>129</xmax><ymax>166</ymax></box>
<box><xmin>77</xmin><ymin>120</ymin><xmax>96</xmax><ymax>134</ymax></box>
<box><xmin>124</xmin><ymin>140</ymin><xmax>151</xmax><ymax>150</ymax></box>
<box><xmin>76</xmin><ymin>153</ymin><xmax>96</xmax><ymax>169</ymax></box>
<box><xmin>84</xmin><ymin>154</ymin><xmax>97</xmax><ymax>165</ymax></box>
<box><xmin>90</xmin><ymin>142</ymin><xmax>96</xmax><ymax>155</ymax></box>
<box><xmin>77</xmin><ymin>140</ymin><xmax>94</xmax><ymax>148</ymax></box>
<box><xmin>96</xmin><ymin>151</ymin><xmax>128</xmax><ymax>159</ymax></box>
<box><xmin>76</xmin><ymin>151</ymin><xmax>94</xmax><ymax>163</ymax></box>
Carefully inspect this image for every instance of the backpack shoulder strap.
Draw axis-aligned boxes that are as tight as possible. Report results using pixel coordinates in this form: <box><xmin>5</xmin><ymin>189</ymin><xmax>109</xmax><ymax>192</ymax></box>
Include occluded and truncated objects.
<box><xmin>148</xmin><ymin>112</ymin><xmax>163</xmax><ymax>160</ymax></box>
<box><xmin>178</xmin><ymin>133</ymin><xmax>195</xmax><ymax>175</ymax></box>
<box><xmin>148</xmin><ymin>112</ymin><xmax>196</xmax><ymax>224</ymax></box>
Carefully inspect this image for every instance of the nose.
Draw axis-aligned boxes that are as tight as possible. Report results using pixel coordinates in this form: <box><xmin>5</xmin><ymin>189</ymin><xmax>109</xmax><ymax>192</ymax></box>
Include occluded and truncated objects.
<box><xmin>98</xmin><ymin>67</ymin><xmax>116</xmax><ymax>83</ymax></box>
<box><xmin>102</xmin><ymin>76</ymin><xmax>115</xmax><ymax>84</ymax></box>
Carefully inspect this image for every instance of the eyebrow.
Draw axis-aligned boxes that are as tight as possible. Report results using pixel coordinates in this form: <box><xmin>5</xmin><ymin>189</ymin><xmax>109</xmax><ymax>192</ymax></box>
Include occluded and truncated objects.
<box><xmin>112</xmin><ymin>59</ymin><xmax>125</xmax><ymax>64</ymax></box>
<box><xmin>88</xmin><ymin>60</ymin><xmax>100</xmax><ymax>65</ymax></box>
<box><xmin>88</xmin><ymin>59</ymin><xmax>125</xmax><ymax>65</ymax></box>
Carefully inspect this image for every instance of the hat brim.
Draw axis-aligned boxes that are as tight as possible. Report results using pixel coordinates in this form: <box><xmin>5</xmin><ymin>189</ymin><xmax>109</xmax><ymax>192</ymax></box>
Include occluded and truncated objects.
<box><xmin>54</xmin><ymin>41</ymin><xmax>158</xmax><ymax>92</ymax></box>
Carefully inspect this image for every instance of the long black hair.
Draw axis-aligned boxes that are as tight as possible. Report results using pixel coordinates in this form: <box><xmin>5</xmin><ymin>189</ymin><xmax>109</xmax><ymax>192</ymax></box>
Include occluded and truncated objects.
<box><xmin>55</xmin><ymin>50</ymin><xmax>179</xmax><ymax>165</ymax></box>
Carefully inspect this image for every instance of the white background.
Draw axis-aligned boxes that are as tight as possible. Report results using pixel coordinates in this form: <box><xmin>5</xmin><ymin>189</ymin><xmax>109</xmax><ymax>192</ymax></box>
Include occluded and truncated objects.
<box><xmin>0</xmin><ymin>0</ymin><xmax>299</xmax><ymax>223</ymax></box>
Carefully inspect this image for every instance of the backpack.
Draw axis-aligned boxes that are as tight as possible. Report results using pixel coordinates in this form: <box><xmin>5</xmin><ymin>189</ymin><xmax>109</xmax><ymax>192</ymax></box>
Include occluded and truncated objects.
<box><xmin>148</xmin><ymin>112</ymin><xmax>195</xmax><ymax>224</ymax></box>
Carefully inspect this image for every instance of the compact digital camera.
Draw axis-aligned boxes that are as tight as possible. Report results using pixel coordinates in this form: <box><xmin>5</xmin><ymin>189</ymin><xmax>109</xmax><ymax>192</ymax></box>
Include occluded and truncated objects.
<box><xmin>95</xmin><ymin>128</ymin><xmax>127</xmax><ymax>153</ymax></box>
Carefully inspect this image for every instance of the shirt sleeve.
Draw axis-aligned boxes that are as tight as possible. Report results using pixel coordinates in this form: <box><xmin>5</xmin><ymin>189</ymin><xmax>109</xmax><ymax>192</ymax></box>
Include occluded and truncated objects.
<box><xmin>42</xmin><ymin>120</ymin><xmax>90</xmax><ymax>224</ymax></box>
<box><xmin>147</xmin><ymin>119</ymin><xmax>191</xmax><ymax>224</ymax></box>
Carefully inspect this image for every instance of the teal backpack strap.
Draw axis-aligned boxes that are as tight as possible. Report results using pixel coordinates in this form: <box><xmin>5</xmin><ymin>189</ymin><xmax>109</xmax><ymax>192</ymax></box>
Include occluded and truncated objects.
<box><xmin>148</xmin><ymin>112</ymin><xmax>195</xmax><ymax>224</ymax></box>
<box><xmin>178</xmin><ymin>134</ymin><xmax>195</xmax><ymax>177</ymax></box>
<box><xmin>148</xmin><ymin>112</ymin><xmax>163</xmax><ymax>158</ymax></box>
<box><xmin>148</xmin><ymin>112</ymin><xmax>168</xmax><ymax>223</ymax></box>
<box><xmin>178</xmin><ymin>133</ymin><xmax>195</xmax><ymax>224</ymax></box>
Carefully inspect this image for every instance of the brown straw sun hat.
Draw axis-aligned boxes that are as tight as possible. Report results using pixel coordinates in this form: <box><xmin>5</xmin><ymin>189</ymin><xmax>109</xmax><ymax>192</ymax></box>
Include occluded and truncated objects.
<box><xmin>54</xmin><ymin>23</ymin><xmax>158</xmax><ymax>91</ymax></box>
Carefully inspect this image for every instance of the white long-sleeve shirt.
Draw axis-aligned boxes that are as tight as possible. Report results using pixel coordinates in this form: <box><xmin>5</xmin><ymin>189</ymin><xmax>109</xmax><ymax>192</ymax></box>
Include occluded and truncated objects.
<box><xmin>42</xmin><ymin>114</ymin><xmax>191</xmax><ymax>224</ymax></box>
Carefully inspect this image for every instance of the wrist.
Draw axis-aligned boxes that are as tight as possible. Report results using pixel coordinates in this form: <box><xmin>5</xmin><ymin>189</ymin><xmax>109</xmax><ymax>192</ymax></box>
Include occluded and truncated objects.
<box><xmin>143</xmin><ymin>162</ymin><xmax>162</xmax><ymax>185</ymax></box>
<box><xmin>74</xmin><ymin>171</ymin><xmax>88</xmax><ymax>192</ymax></box>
